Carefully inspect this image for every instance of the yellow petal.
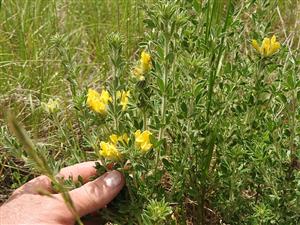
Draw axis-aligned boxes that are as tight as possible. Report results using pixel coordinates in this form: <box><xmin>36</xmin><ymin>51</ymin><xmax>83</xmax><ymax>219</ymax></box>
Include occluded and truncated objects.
<box><xmin>141</xmin><ymin>51</ymin><xmax>151</xmax><ymax>65</ymax></box>
<box><xmin>140</xmin><ymin>51</ymin><xmax>152</xmax><ymax>73</ymax></box>
<box><xmin>135</xmin><ymin>130</ymin><xmax>141</xmax><ymax>138</ymax></box>
<box><xmin>134</xmin><ymin>130</ymin><xmax>152</xmax><ymax>153</ymax></box>
<box><xmin>270</xmin><ymin>42</ymin><xmax>280</xmax><ymax>55</ymax></box>
<box><xmin>100</xmin><ymin>90</ymin><xmax>112</xmax><ymax>104</ymax></box>
<box><xmin>251</xmin><ymin>39</ymin><xmax>261</xmax><ymax>53</ymax></box>
<box><xmin>274</xmin><ymin>42</ymin><xmax>280</xmax><ymax>51</ymax></box>
<box><xmin>109</xmin><ymin>134</ymin><xmax>118</xmax><ymax>144</ymax></box>
<box><xmin>100</xmin><ymin>141</ymin><xmax>109</xmax><ymax>153</ymax></box>
<box><xmin>99</xmin><ymin>141</ymin><xmax>121</xmax><ymax>160</ymax></box>
<box><xmin>116</xmin><ymin>91</ymin><xmax>121</xmax><ymax>98</ymax></box>
<box><xmin>93</xmin><ymin>101</ymin><xmax>107</xmax><ymax>114</ymax></box>
<box><xmin>141</xmin><ymin>142</ymin><xmax>152</xmax><ymax>152</ymax></box>
<box><xmin>261</xmin><ymin>38</ymin><xmax>271</xmax><ymax>56</ymax></box>
<box><xmin>271</xmin><ymin>35</ymin><xmax>276</xmax><ymax>44</ymax></box>
<box><xmin>87</xmin><ymin>89</ymin><xmax>111</xmax><ymax>114</ymax></box>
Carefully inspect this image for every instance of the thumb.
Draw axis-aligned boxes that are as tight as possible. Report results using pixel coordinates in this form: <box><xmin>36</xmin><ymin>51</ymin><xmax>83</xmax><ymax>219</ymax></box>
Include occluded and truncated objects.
<box><xmin>67</xmin><ymin>170</ymin><xmax>125</xmax><ymax>217</ymax></box>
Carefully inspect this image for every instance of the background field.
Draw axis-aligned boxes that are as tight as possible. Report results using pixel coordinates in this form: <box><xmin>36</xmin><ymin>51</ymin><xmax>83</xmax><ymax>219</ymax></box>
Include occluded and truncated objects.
<box><xmin>1</xmin><ymin>0</ymin><xmax>300</xmax><ymax>224</ymax></box>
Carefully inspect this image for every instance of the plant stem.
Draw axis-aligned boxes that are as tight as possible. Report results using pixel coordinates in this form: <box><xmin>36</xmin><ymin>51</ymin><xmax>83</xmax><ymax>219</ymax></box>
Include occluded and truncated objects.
<box><xmin>158</xmin><ymin>36</ymin><xmax>169</xmax><ymax>140</ymax></box>
<box><xmin>289</xmin><ymin>89</ymin><xmax>297</xmax><ymax>165</ymax></box>
<box><xmin>112</xmin><ymin>65</ymin><xmax>119</xmax><ymax>131</ymax></box>
<box><xmin>143</xmin><ymin>110</ymin><xmax>147</xmax><ymax>130</ymax></box>
<box><xmin>255</xmin><ymin>60</ymin><xmax>263</xmax><ymax>106</ymax></box>
<box><xmin>154</xmin><ymin>30</ymin><xmax>170</xmax><ymax>194</ymax></box>
<box><xmin>156</xmin><ymin>35</ymin><xmax>169</xmax><ymax>173</ymax></box>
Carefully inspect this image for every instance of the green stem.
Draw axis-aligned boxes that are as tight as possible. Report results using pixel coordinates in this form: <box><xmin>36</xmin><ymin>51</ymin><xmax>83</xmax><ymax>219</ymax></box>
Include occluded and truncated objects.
<box><xmin>255</xmin><ymin>60</ymin><xmax>263</xmax><ymax>105</ymax></box>
<box><xmin>112</xmin><ymin>66</ymin><xmax>119</xmax><ymax>131</ymax></box>
<box><xmin>143</xmin><ymin>110</ymin><xmax>147</xmax><ymax>130</ymax></box>
<box><xmin>157</xmin><ymin>36</ymin><xmax>169</xmax><ymax>165</ymax></box>
<box><xmin>158</xmin><ymin>36</ymin><xmax>169</xmax><ymax>140</ymax></box>
<box><xmin>289</xmin><ymin>90</ymin><xmax>297</xmax><ymax>164</ymax></box>
<box><xmin>251</xmin><ymin>59</ymin><xmax>264</xmax><ymax>131</ymax></box>
<box><xmin>154</xmin><ymin>32</ymin><xmax>170</xmax><ymax>195</ymax></box>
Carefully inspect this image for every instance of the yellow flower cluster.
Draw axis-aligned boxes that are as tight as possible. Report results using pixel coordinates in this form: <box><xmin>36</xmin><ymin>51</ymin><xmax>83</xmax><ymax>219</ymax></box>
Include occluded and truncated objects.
<box><xmin>41</xmin><ymin>98</ymin><xmax>60</xmax><ymax>113</ymax></box>
<box><xmin>140</xmin><ymin>51</ymin><xmax>152</xmax><ymax>72</ymax></box>
<box><xmin>99</xmin><ymin>141</ymin><xmax>122</xmax><ymax>161</ymax></box>
<box><xmin>117</xmin><ymin>90</ymin><xmax>130</xmax><ymax>111</ymax></box>
<box><xmin>109</xmin><ymin>133</ymin><xmax>129</xmax><ymax>145</ymax></box>
<box><xmin>252</xmin><ymin>35</ymin><xmax>280</xmax><ymax>57</ymax></box>
<box><xmin>99</xmin><ymin>130</ymin><xmax>153</xmax><ymax>161</ymax></box>
<box><xmin>134</xmin><ymin>130</ymin><xmax>153</xmax><ymax>153</ymax></box>
<box><xmin>86</xmin><ymin>88</ymin><xmax>112</xmax><ymax>114</ymax></box>
<box><xmin>99</xmin><ymin>133</ymin><xmax>128</xmax><ymax>161</ymax></box>
<box><xmin>133</xmin><ymin>51</ymin><xmax>152</xmax><ymax>80</ymax></box>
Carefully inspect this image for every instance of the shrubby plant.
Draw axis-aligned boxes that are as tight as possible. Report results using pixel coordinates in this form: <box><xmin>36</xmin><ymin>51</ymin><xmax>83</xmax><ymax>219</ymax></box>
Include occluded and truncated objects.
<box><xmin>2</xmin><ymin>0</ymin><xmax>300</xmax><ymax>224</ymax></box>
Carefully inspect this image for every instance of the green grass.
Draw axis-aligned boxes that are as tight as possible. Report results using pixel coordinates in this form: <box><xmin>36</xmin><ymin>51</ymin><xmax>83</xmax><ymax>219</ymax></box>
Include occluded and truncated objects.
<box><xmin>1</xmin><ymin>0</ymin><xmax>300</xmax><ymax>224</ymax></box>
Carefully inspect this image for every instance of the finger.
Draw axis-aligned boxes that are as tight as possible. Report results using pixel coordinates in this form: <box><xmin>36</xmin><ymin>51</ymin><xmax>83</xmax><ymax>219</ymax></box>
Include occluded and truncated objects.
<box><xmin>11</xmin><ymin>161</ymin><xmax>100</xmax><ymax>198</ymax></box>
<box><xmin>66</xmin><ymin>170</ymin><xmax>125</xmax><ymax>217</ymax></box>
<box><xmin>10</xmin><ymin>175</ymin><xmax>52</xmax><ymax>198</ymax></box>
<box><xmin>57</xmin><ymin>161</ymin><xmax>99</xmax><ymax>183</ymax></box>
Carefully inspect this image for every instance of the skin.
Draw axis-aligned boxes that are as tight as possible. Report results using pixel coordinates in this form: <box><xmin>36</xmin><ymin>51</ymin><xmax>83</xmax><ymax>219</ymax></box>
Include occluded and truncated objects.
<box><xmin>0</xmin><ymin>161</ymin><xmax>125</xmax><ymax>225</ymax></box>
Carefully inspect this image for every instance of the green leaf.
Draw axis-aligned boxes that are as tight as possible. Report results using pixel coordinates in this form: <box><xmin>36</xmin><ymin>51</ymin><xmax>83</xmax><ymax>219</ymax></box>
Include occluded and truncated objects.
<box><xmin>157</xmin><ymin>77</ymin><xmax>165</xmax><ymax>94</ymax></box>
<box><xmin>286</xmin><ymin>72</ymin><xmax>296</xmax><ymax>89</ymax></box>
<box><xmin>162</xmin><ymin>158</ymin><xmax>173</xmax><ymax>170</ymax></box>
<box><xmin>143</xmin><ymin>19</ymin><xmax>156</xmax><ymax>28</ymax></box>
<box><xmin>166</xmin><ymin>52</ymin><xmax>174</xmax><ymax>64</ymax></box>
<box><xmin>180</xmin><ymin>102</ymin><xmax>188</xmax><ymax>116</ymax></box>
<box><xmin>193</xmin><ymin>0</ymin><xmax>201</xmax><ymax>13</ymax></box>
<box><xmin>95</xmin><ymin>162</ymin><xmax>107</xmax><ymax>175</ymax></box>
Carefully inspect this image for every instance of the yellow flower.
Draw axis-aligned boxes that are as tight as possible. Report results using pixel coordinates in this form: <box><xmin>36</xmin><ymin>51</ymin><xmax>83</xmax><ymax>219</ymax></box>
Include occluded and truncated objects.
<box><xmin>86</xmin><ymin>88</ymin><xmax>111</xmax><ymax>114</ymax></box>
<box><xmin>109</xmin><ymin>134</ymin><xmax>119</xmax><ymax>145</ymax></box>
<box><xmin>140</xmin><ymin>51</ymin><xmax>152</xmax><ymax>72</ymax></box>
<box><xmin>132</xmin><ymin>51</ymin><xmax>152</xmax><ymax>80</ymax></box>
<box><xmin>109</xmin><ymin>133</ymin><xmax>129</xmax><ymax>145</ymax></box>
<box><xmin>99</xmin><ymin>141</ymin><xmax>122</xmax><ymax>160</ymax></box>
<box><xmin>252</xmin><ymin>35</ymin><xmax>280</xmax><ymax>57</ymax></box>
<box><xmin>41</xmin><ymin>98</ymin><xmax>60</xmax><ymax>113</ymax></box>
<box><xmin>251</xmin><ymin>40</ymin><xmax>260</xmax><ymax>52</ymax></box>
<box><xmin>100</xmin><ymin>90</ymin><xmax>112</xmax><ymax>104</ymax></box>
<box><xmin>134</xmin><ymin>130</ymin><xmax>152</xmax><ymax>153</ymax></box>
<box><xmin>117</xmin><ymin>90</ymin><xmax>130</xmax><ymax>111</ymax></box>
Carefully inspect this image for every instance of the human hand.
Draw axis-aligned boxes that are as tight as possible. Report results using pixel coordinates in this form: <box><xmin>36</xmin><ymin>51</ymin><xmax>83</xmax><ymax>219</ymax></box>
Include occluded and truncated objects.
<box><xmin>0</xmin><ymin>161</ymin><xmax>125</xmax><ymax>225</ymax></box>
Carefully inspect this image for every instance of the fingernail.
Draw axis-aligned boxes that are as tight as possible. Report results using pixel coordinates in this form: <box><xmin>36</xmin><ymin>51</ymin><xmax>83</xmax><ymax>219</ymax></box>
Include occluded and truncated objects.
<box><xmin>104</xmin><ymin>171</ymin><xmax>122</xmax><ymax>188</ymax></box>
